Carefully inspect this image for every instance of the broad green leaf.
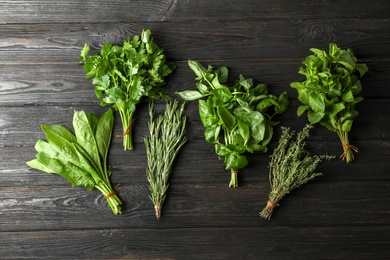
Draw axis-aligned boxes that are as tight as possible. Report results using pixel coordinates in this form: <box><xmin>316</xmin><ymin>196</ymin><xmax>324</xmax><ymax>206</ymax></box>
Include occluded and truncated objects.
<box><xmin>204</xmin><ymin>124</ymin><xmax>221</xmax><ymax>144</ymax></box>
<box><xmin>188</xmin><ymin>60</ymin><xmax>207</xmax><ymax>80</ymax></box>
<box><xmin>196</xmin><ymin>82</ymin><xmax>208</xmax><ymax>94</ymax></box>
<box><xmin>297</xmin><ymin>105</ymin><xmax>308</xmax><ymax>117</ymax></box>
<box><xmin>225</xmin><ymin>153</ymin><xmax>248</xmax><ymax>170</ymax></box>
<box><xmin>217</xmin><ymin>106</ymin><xmax>236</xmax><ymax>131</ymax></box>
<box><xmin>329</xmin><ymin>102</ymin><xmax>345</xmax><ymax>117</ymax></box>
<box><xmin>216</xmin><ymin>66</ymin><xmax>228</xmax><ymax>83</ymax></box>
<box><xmin>73</xmin><ymin>110</ymin><xmax>100</xmax><ymax>168</ymax></box>
<box><xmin>198</xmin><ymin>99</ymin><xmax>218</xmax><ymax>127</ymax></box>
<box><xmin>96</xmin><ymin>109</ymin><xmax>114</xmax><ymax>163</ymax></box>
<box><xmin>256</xmin><ymin>97</ymin><xmax>280</xmax><ymax>112</ymax></box>
<box><xmin>36</xmin><ymin>151</ymin><xmax>95</xmax><ymax>190</ymax></box>
<box><xmin>41</xmin><ymin>124</ymin><xmax>78</xmax><ymax>163</ymax></box>
<box><xmin>176</xmin><ymin>90</ymin><xmax>205</xmax><ymax>101</ymax></box>
<box><xmin>26</xmin><ymin>158</ymin><xmax>53</xmax><ymax>174</ymax></box>
<box><xmin>72</xmin><ymin>143</ymin><xmax>102</xmax><ymax>183</ymax></box>
<box><xmin>342</xmin><ymin>90</ymin><xmax>354</xmax><ymax>102</ymax></box>
<box><xmin>86</xmin><ymin>112</ymin><xmax>99</xmax><ymax>135</ymax></box>
<box><xmin>341</xmin><ymin>119</ymin><xmax>353</xmax><ymax>132</ymax></box>
<box><xmin>356</xmin><ymin>63</ymin><xmax>368</xmax><ymax>77</ymax></box>
<box><xmin>307</xmin><ymin>110</ymin><xmax>325</xmax><ymax>124</ymax></box>
<box><xmin>236</xmin><ymin>120</ymin><xmax>250</xmax><ymax>145</ymax></box>
<box><xmin>238</xmin><ymin>74</ymin><xmax>253</xmax><ymax>91</ymax></box>
<box><xmin>275</xmin><ymin>92</ymin><xmax>289</xmax><ymax>114</ymax></box>
<box><xmin>308</xmin><ymin>92</ymin><xmax>325</xmax><ymax>113</ymax></box>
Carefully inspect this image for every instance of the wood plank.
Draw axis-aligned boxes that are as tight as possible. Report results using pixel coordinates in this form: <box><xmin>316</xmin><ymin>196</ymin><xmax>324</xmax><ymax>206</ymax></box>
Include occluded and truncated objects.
<box><xmin>0</xmin><ymin>0</ymin><xmax>389</xmax><ymax>23</ymax></box>
<box><xmin>0</xmin><ymin>19</ymin><xmax>388</xmax><ymax>64</ymax></box>
<box><xmin>1</xmin><ymin>180</ymin><xmax>389</xmax><ymax>230</ymax></box>
<box><xmin>1</xmin><ymin>226</ymin><xmax>389</xmax><ymax>258</ymax></box>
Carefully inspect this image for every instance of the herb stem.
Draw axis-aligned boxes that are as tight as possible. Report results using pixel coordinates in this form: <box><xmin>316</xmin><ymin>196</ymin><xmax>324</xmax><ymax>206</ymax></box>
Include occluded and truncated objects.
<box><xmin>229</xmin><ymin>168</ymin><xmax>239</xmax><ymax>188</ymax></box>
<box><xmin>337</xmin><ymin>127</ymin><xmax>357</xmax><ymax>163</ymax></box>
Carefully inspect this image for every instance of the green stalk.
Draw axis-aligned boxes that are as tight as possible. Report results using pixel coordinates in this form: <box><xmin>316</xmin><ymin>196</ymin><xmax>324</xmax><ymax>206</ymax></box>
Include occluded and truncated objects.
<box><xmin>95</xmin><ymin>182</ymin><xmax>122</xmax><ymax>215</ymax></box>
<box><xmin>118</xmin><ymin>107</ymin><xmax>134</xmax><ymax>151</ymax></box>
<box><xmin>337</xmin><ymin>127</ymin><xmax>357</xmax><ymax>163</ymax></box>
<box><xmin>229</xmin><ymin>168</ymin><xmax>239</xmax><ymax>188</ymax></box>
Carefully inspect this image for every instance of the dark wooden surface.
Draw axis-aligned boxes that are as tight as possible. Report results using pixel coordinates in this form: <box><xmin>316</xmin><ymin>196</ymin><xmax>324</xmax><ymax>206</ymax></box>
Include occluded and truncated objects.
<box><xmin>1</xmin><ymin>1</ymin><xmax>390</xmax><ymax>259</ymax></box>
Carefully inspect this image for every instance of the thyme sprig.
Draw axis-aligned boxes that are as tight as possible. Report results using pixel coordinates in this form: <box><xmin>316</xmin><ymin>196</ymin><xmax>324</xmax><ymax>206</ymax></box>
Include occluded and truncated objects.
<box><xmin>144</xmin><ymin>100</ymin><xmax>188</xmax><ymax>219</ymax></box>
<box><xmin>260</xmin><ymin>124</ymin><xmax>335</xmax><ymax>220</ymax></box>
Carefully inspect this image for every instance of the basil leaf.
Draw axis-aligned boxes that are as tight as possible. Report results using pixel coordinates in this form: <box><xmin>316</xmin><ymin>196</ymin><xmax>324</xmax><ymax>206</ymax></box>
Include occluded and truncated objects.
<box><xmin>176</xmin><ymin>90</ymin><xmax>205</xmax><ymax>101</ymax></box>
<box><xmin>217</xmin><ymin>106</ymin><xmax>236</xmax><ymax>131</ymax></box>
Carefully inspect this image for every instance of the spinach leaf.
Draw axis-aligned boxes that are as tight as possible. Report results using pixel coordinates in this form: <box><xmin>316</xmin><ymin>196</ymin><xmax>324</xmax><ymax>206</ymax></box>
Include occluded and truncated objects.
<box><xmin>27</xmin><ymin>109</ymin><xmax>122</xmax><ymax>214</ymax></box>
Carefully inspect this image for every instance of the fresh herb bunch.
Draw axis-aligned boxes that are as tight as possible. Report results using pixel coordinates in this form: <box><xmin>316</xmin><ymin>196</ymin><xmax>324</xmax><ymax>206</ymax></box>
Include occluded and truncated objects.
<box><xmin>291</xmin><ymin>43</ymin><xmax>368</xmax><ymax>163</ymax></box>
<box><xmin>176</xmin><ymin>60</ymin><xmax>289</xmax><ymax>187</ymax></box>
<box><xmin>79</xmin><ymin>28</ymin><xmax>175</xmax><ymax>150</ymax></box>
<box><xmin>144</xmin><ymin>100</ymin><xmax>188</xmax><ymax>219</ymax></box>
<box><xmin>26</xmin><ymin>110</ymin><xmax>122</xmax><ymax>215</ymax></box>
<box><xmin>260</xmin><ymin>124</ymin><xmax>335</xmax><ymax>220</ymax></box>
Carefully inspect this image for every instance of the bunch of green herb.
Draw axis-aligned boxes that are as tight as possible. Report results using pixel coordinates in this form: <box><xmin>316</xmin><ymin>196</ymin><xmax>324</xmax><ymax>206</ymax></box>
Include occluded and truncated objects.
<box><xmin>260</xmin><ymin>124</ymin><xmax>335</xmax><ymax>220</ymax></box>
<box><xmin>144</xmin><ymin>100</ymin><xmax>187</xmax><ymax>219</ymax></box>
<box><xmin>26</xmin><ymin>110</ymin><xmax>122</xmax><ymax>215</ymax></box>
<box><xmin>176</xmin><ymin>60</ymin><xmax>289</xmax><ymax>187</ymax></box>
<box><xmin>80</xmin><ymin>28</ymin><xmax>175</xmax><ymax>150</ymax></box>
<box><xmin>291</xmin><ymin>43</ymin><xmax>368</xmax><ymax>162</ymax></box>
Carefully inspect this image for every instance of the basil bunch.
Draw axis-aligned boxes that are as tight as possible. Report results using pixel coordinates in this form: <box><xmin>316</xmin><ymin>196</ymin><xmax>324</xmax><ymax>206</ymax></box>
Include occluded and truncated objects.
<box><xmin>177</xmin><ymin>60</ymin><xmax>288</xmax><ymax>187</ymax></box>
<box><xmin>26</xmin><ymin>110</ymin><xmax>122</xmax><ymax>215</ymax></box>
<box><xmin>291</xmin><ymin>43</ymin><xmax>368</xmax><ymax>163</ymax></box>
<box><xmin>80</xmin><ymin>29</ymin><xmax>175</xmax><ymax>150</ymax></box>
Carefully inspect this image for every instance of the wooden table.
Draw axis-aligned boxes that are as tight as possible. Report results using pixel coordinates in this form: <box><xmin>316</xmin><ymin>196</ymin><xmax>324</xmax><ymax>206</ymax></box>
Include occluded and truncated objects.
<box><xmin>1</xmin><ymin>1</ymin><xmax>389</xmax><ymax>258</ymax></box>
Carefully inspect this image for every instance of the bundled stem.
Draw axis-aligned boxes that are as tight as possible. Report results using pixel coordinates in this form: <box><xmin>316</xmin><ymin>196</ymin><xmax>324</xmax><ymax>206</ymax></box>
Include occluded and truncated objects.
<box><xmin>260</xmin><ymin>124</ymin><xmax>335</xmax><ymax>220</ymax></box>
<box><xmin>337</xmin><ymin>127</ymin><xmax>358</xmax><ymax>163</ymax></box>
<box><xmin>144</xmin><ymin>100</ymin><xmax>188</xmax><ymax>219</ymax></box>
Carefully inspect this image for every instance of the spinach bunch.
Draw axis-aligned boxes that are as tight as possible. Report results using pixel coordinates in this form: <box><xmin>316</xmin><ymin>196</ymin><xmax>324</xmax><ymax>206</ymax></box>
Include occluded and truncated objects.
<box><xmin>26</xmin><ymin>110</ymin><xmax>122</xmax><ymax>215</ymax></box>
<box><xmin>80</xmin><ymin>29</ymin><xmax>175</xmax><ymax>150</ymax></box>
<box><xmin>177</xmin><ymin>60</ymin><xmax>288</xmax><ymax>187</ymax></box>
<box><xmin>291</xmin><ymin>43</ymin><xmax>368</xmax><ymax>163</ymax></box>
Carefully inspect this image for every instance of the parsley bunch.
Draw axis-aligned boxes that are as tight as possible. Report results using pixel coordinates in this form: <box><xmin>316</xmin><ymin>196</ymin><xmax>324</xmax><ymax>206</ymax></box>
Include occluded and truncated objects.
<box><xmin>177</xmin><ymin>60</ymin><xmax>288</xmax><ymax>187</ymax></box>
<box><xmin>291</xmin><ymin>43</ymin><xmax>368</xmax><ymax>162</ymax></box>
<box><xmin>80</xmin><ymin>29</ymin><xmax>175</xmax><ymax>150</ymax></box>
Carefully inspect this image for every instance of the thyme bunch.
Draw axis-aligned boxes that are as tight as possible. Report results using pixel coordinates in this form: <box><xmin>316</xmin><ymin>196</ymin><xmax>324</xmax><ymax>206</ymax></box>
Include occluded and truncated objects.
<box><xmin>260</xmin><ymin>124</ymin><xmax>335</xmax><ymax>220</ymax></box>
<box><xmin>144</xmin><ymin>100</ymin><xmax>188</xmax><ymax>219</ymax></box>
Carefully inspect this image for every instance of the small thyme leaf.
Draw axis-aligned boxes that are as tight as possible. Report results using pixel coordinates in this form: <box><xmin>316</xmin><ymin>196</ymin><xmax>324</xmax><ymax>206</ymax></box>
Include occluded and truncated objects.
<box><xmin>260</xmin><ymin>124</ymin><xmax>335</xmax><ymax>220</ymax></box>
<box><xmin>144</xmin><ymin>100</ymin><xmax>188</xmax><ymax>220</ymax></box>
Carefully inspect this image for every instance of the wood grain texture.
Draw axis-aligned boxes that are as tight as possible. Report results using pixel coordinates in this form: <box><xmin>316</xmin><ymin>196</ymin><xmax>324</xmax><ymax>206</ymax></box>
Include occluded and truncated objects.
<box><xmin>1</xmin><ymin>0</ymin><xmax>390</xmax><ymax>259</ymax></box>
<box><xmin>0</xmin><ymin>0</ymin><xmax>389</xmax><ymax>23</ymax></box>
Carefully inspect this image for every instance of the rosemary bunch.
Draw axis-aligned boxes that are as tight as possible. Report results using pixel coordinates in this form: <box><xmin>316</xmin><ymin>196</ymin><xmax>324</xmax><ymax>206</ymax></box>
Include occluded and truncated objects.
<box><xmin>260</xmin><ymin>124</ymin><xmax>335</xmax><ymax>220</ymax></box>
<box><xmin>144</xmin><ymin>100</ymin><xmax>188</xmax><ymax>219</ymax></box>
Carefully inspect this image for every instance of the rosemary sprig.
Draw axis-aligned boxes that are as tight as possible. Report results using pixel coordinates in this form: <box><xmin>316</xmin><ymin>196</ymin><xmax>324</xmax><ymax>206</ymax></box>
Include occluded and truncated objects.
<box><xmin>260</xmin><ymin>124</ymin><xmax>335</xmax><ymax>220</ymax></box>
<box><xmin>144</xmin><ymin>100</ymin><xmax>188</xmax><ymax>220</ymax></box>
